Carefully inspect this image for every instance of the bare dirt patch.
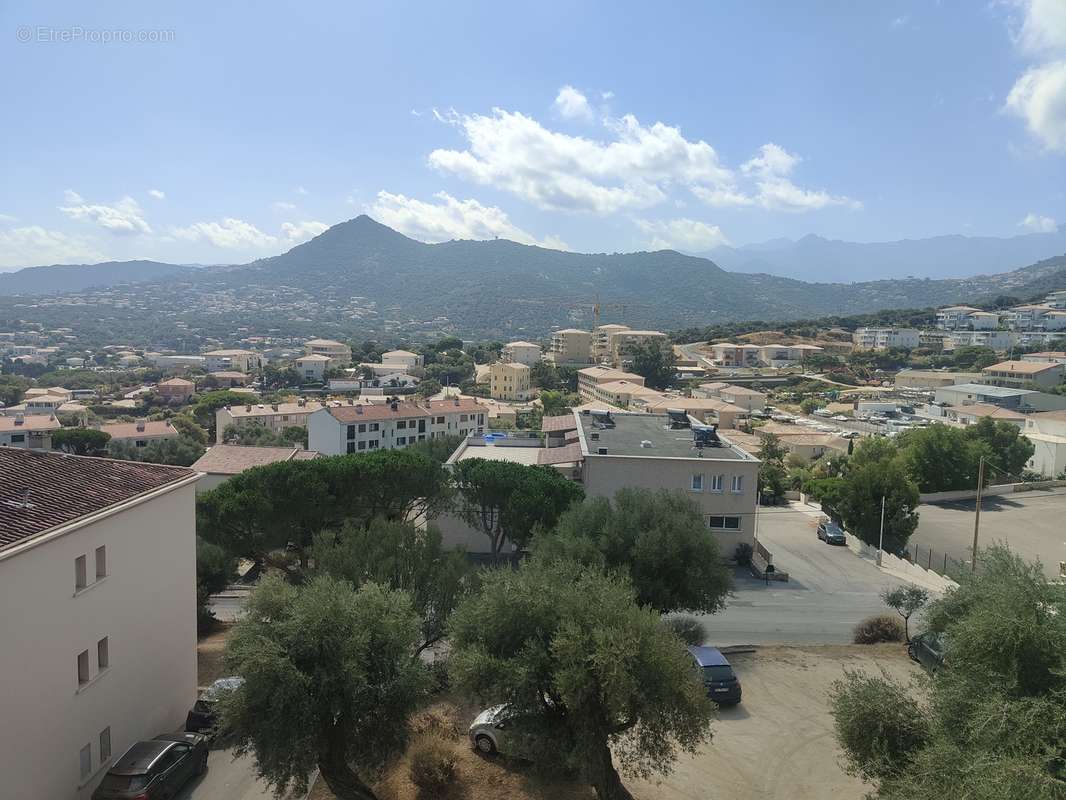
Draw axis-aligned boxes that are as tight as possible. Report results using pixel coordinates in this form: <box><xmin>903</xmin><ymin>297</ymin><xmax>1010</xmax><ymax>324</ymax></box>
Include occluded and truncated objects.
<box><xmin>197</xmin><ymin>623</ymin><xmax>233</xmax><ymax>687</ymax></box>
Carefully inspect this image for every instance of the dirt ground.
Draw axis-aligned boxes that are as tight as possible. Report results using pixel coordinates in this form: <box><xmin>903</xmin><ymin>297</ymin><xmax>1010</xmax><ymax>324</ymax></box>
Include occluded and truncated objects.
<box><xmin>311</xmin><ymin>644</ymin><xmax>917</xmax><ymax>800</ymax></box>
<box><xmin>630</xmin><ymin>644</ymin><xmax>918</xmax><ymax>800</ymax></box>
<box><xmin>197</xmin><ymin>624</ymin><xmax>233</xmax><ymax>687</ymax></box>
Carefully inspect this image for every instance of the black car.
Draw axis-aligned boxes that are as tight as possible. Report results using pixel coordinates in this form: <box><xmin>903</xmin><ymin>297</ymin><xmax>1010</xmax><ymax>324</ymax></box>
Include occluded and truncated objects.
<box><xmin>185</xmin><ymin>676</ymin><xmax>243</xmax><ymax>734</ymax></box>
<box><xmin>908</xmin><ymin>631</ymin><xmax>946</xmax><ymax>672</ymax></box>
<box><xmin>92</xmin><ymin>732</ymin><xmax>208</xmax><ymax>799</ymax></box>
<box><xmin>817</xmin><ymin>519</ymin><xmax>847</xmax><ymax>545</ymax></box>
<box><xmin>688</xmin><ymin>646</ymin><xmax>742</xmax><ymax>706</ymax></box>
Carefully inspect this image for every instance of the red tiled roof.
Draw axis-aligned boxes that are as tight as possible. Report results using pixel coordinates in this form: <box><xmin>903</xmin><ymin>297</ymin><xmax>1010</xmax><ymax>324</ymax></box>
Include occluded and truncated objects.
<box><xmin>191</xmin><ymin>444</ymin><xmax>318</xmax><ymax>475</ymax></box>
<box><xmin>0</xmin><ymin>449</ymin><xmax>195</xmax><ymax>553</ymax></box>
<box><xmin>0</xmin><ymin>414</ymin><xmax>62</xmax><ymax>432</ymax></box>
<box><xmin>98</xmin><ymin>421</ymin><xmax>179</xmax><ymax>440</ymax></box>
<box><xmin>538</xmin><ymin>442</ymin><xmax>584</xmax><ymax>465</ymax></box>
<box><xmin>541</xmin><ymin>414</ymin><xmax>578</xmax><ymax>433</ymax></box>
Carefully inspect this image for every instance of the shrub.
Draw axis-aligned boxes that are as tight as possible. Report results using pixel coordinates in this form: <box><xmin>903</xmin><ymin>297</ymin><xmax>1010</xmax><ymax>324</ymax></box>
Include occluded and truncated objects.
<box><xmin>663</xmin><ymin>615</ymin><xmax>706</xmax><ymax>646</ymax></box>
<box><xmin>853</xmin><ymin>614</ymin><xmax>904</xmax><ymax>644</ymax></box>
<box><xmin>427</xmin><ymin>659</ymin><xmax>450</xmax><ymax>694</ymax></box>
<box><xmin>734</xmin><ymin>542</ymin><xmax>754</xmax><ymax>566</ymax></box>
<box><xmin>410</xmin><ymin>703</ymin><xmax>462</xmax><ymax>741</ymax></box>
<box><xmin>408</xmin><ymin>733</ymin><xmax>457</xmax><ymax>793</ymax></box>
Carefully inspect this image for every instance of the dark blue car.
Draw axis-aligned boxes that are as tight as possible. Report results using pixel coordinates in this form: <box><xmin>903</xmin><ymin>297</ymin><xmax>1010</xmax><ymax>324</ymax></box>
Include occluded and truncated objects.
<box><xmin>688</xmin><ymin>646</ymin><xmax>742</xmax><ymax>705</ymax></box>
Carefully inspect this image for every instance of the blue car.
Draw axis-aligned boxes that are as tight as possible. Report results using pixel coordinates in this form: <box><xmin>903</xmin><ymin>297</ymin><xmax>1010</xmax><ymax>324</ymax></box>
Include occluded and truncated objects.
<box><xmin>688</xmin><ymin>646</ymin><xmax>742</xmax><ymax>706</ymax></box>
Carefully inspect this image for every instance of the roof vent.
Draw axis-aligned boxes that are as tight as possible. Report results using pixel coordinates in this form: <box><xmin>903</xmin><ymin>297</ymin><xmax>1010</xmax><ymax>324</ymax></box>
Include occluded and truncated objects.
<box><xmin>14</xmin><ymin>413</ymin><xmax>24</xmax><ymax>426</ymax></box>
<box><xmin>356</xmin><ymin>405</ymin><xmax>363</xmax><ymax>415</ymax></box>
<box><xmin>590</xmin><ymin>432</ymin><xmax>599</xmax><ymax>441</ymax></box>
<box><xmin>136</xmin><ymin>419</ymin><xmax>146</xmax><ymax>432</ymax></box>
<box><xmin>597</xmin><ymin>447</ymin><xmax>608</xmax><ymax>455</ymax></box>
<box><xmin>640</xmin><ymin>440</ymin><xmax>652</xmax><ymax>448</ymax></box>
<box><xmin>390</xmin><ymin>401</ymin><xmax>399</xmax><ymax>411</ymax></box>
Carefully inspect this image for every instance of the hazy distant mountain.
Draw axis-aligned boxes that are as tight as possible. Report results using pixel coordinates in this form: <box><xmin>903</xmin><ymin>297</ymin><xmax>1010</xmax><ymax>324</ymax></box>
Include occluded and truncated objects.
<box><xmin>3</xmin><ymin>218</ymin><xmax>1065</xmax><ymax>338</ymax></box>
<box><xmin>0</xmin><ymin>260</ymin><xmax>194</xmax><ymax>295</ymax></box>
<box><xmin>707</xmin><ymin>230</ymin><xmax>1066</xmax><ymax>282</ymax></box>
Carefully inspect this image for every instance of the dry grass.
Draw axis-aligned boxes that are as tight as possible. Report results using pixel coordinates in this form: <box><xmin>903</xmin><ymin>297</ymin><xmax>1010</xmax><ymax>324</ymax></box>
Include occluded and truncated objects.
<box><xmin>197</xmin><ymin>623</ymin><xmax>233</xmax><ymax>686</ymax></box>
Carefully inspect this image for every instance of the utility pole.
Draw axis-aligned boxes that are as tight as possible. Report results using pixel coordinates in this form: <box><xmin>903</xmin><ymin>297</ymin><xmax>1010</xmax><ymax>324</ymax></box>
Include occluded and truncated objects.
<box><xmin>971</xmin><ymin>456</ymin><xmax>985</xmax><ymax>574</ymax></box>
<box><xmin>877</xmin><ymin>495</ymin><xmax>886</xmax><ymax>566</ymax></box>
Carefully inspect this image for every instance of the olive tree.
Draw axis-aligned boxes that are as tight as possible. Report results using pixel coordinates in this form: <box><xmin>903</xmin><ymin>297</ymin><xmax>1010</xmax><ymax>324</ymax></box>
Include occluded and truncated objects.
<box><xmin>533</xmin><ymin>488</ymin><xmax>732</xmax><ymax>614</ymax></box>
<box><xmin>222</xmin><ymin>576</ymin><xmax>429</xmax><ymax>800</ymax></box>
<box><xmin>449</xmin><ymin>559</ymin><xmax>713</xmax><ymax>800</ymax></box>
<box><xmin>881</xmin><ymin>585</ymin><xmax>929</xmax><ymax>642</ymax></box>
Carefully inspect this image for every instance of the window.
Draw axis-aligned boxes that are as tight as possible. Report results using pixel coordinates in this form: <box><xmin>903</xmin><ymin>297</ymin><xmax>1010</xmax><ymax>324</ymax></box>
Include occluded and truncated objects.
<box><xmin>99</xmin><ymin>727</ymin><xmax>111</xmax><ymax>764</ymax></box>
<box><xmin>368</xmin><ymin>440</ymin><xmax>379</xmax><ymax>449</ymax></box>
<box><xmin>97</xmin><ymin>637</ymin><xmax>109</xmax><ymax>670</ymax></box>
<box><xmin>369</xmin><ymin>422</ymin><xmax>379</xmax><ymax>431</ymax></box>
<box><xmin>460</xmin><ymin>414</ymin><xmax>468</xmax><ymax>422</ymax></box>
<box><xmin>80</xmin><ymin>743</ymin><xmax>92</xmax><ymax>779</ymax></box>
<box><xmin>77</xmin><ymin>650</ymin><xmax>90</xmax><ymax>686</ymax></box>
<box><xmin>357</xmin><ymin>441</ymin><xmax>366</xmax><ymax>451</ymax></box>
<box><xmin>347</xmin><ymin>425</ymin><xmax>356</xmax><ymax>439</ymax></box>
<box><xmin>396</xmin><ymin>436</ymin><xmax>406</xmax><ymax>445</ymax></box>
<box><xmin>10</xmin><ymin>433</ymin><xmax>24</xmax><ymax>443</ymax></box>
<box><xmin>346</xmin><ymin>441</ymin><xmax>356</xmax><ymax>454</ymax></box>
<box><xmin>710</xmin><ymin>474</ymin><xmax>724</xmax><ymax>492</ymax></box>
<box><xmin>95</xmin><ymin>546</ymin><xmax>107</xmax><ymax>580</ymax></box>
<box><xmin>357</xmin><ymin>423</ymin><xmax>366</xmax><ymax>433</ymax></box>
<box><xmin>436</xmin><ymin>416</ymin><xmax>445</xmax><ymax>424</ymax></box>
<box><xmin>708</xmin><ymin>516</ymin><xmax>741</xmax><ymax>531</ymax></box>
<box><xmin>731</xmin><ymin>475</ymin><xmax>744</xmax><ymax>493</ymax></box>
<box><xmin>135</xmin><ymin>440</ymin><xmax>147</xmax><ymax>448</ymax></box>
<box><xmin>690</xmin><ymin>474</ymin><xmax>703</xmax><ymax>491</ymax></box>
<box><xmin>75</xmin><ymin>555</ymin><xmax>87</xmax><ymax>591</ymax></box>
<box><xmin>396</xmin><ymin>420</ymin><xmax>407</xmax><ymax>429</ymax></box>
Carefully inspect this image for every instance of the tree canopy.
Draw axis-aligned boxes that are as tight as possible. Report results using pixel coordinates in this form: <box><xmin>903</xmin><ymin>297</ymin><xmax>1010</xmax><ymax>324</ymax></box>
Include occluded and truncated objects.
<box><xmin>534</xmin><ymin>489</ymin><xmax>732</xmax><ymax>614</ymax></box>
<box><xmin>51</xmin><ymin>427</ymin><xmax>111</xmax><ymax>455</ymax></box>
<box><xmin>448</xmin><ymin>559</ymin><xmax>714</xmax><ymax>800</ymax></box>
<box><xmin>107</xmin><ymin>435</ymin><xmax>206</xmax><ymax>466</ymax></box>
<box><xmin>626</xmin><ymin>340</ymin><xmax>676</xmax><ymax>391</ymax></box>
<box><xmin>451</xmin><ymin>458</ymin><xmax>584</xmax><ymax>560</ymax></box>
<box><xmin>222</xmin><ymin>576</ymin><xmax>429</xmax><ymax>800</ymax></box>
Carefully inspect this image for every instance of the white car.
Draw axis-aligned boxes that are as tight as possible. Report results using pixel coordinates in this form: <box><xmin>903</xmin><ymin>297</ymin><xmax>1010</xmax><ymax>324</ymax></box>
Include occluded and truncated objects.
<box><xmin>468</xmin><ymin>704</ymin><xmax>511</xmax><ymax>755</ymax></box>
<box><xmin>832</xmin><ymin>415</ymin><xmax>849</xmax><ymax>421</ymax></box>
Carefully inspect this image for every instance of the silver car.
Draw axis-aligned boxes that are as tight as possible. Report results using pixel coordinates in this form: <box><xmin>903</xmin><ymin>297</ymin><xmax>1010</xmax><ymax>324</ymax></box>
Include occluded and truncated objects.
<box><xmin>468</xmin><ymin>704</ymin><xmax>512</xmax><ymax>755</ymax></box>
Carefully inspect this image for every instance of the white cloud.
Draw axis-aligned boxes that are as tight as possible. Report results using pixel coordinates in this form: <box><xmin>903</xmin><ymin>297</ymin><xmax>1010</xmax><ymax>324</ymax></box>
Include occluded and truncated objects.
<box><xmin>59</xmin><ymin>195</ymin><xmax>152</xmax><ymax>235</ymax></box>
<box><xmin>172</xmin><ymin>218</ymin><xmax>278</xmax><ymax>249</ymax></box>
<box><xmin>0</xmin><ymin>226</ymin><xmax>106</xmax><ymax>269</ymax></box>
<box><xmin>427</xmin><ymin>103</ymin><xmax>855</xmax><ymax>216</ymax></box>
<box><xmin>296</xmin><ymin>186</ymin><xmax>309</xmax><ymax>195</ymax></box>
<box><xmin>1014</xmin><ymin>0</ymin><xmax>1066</xmax><ymax>56</ymax></box>
<box><xmin>272</xmin><ymin>201</ymin><xmax>297</xmax><ymax>211</ymax></box>
<box><xmin>63</xmin><ymin>189</ymin><xmax>84</xmax><ymax>204</ymax></box>
<box><xmin>148</xmin><ymin>188</ymin><xmax>166</xmax><ymax>200</ymax></box>
<box><xmin>554</xmin><ymin>85</ymin><xmax>593</xmax><ymax>120</ymax></box>
<box><xmin>739</xmin><ymin>143</ymin><xmax>860</xmax><ymax>212</ymax></box>
<box><xmin>601</xmin><ymin>90</ymin><xmax>615</xmax><ymax>100</ymax></box>
<box><xmin>635</xmin><ymin>218</ymin><xmax>729</xmax><ymax>251</ymax></box>
<box><xmin>429</xmin><ymin>108</ymin><xmax>735</xmax><ymax>214</ymax></box>
<box><xmin>368</xmin><ymin>190</ymin><xmax>568</xmax><ymax>250</ymax></box>
<box><xmin>1019</xmin><ymin>211</ymin><xmax>1058</xmax><ymax>232</ymax></box>
<box><xmin>0</xmin><ymin>213</ymin><xmax>16</xmax><ymax>223</ymax></box>
<box><xmin>281</xmin><ymin>220</ymin><xmax>329</xmax><ymax>242</ymax></box>
<box><xmin>891</xmin><ymin>15</ymin><xmax>909</xmax><ymax>29</ymax></box>
<box><xmin>1005</xmin><ymin>60</ymin><xmax>1066</xmax><ymax>152</ymax></box>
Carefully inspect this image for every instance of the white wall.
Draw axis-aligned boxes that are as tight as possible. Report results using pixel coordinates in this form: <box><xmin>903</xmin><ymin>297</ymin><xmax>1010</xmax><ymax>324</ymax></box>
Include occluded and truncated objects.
<box><xmin>0</xmin><ymin>482</ymin><xmax>199</xmax><ymax>800</ymax></box>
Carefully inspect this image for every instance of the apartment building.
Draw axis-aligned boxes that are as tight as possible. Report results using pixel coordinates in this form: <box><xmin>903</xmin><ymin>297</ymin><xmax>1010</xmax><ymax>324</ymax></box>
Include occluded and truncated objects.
<box><xmin>592</xmin><ymin>324</ymin><xmax>630</xmax><ymax>362</ymax></box>
<box><xmin>980</xmin><ymin>360</ymin><xmax>1065</xmax><ymax>390</ymax></box>
<box><xmin>637</xmin><ymin>396</ymin><xmax>750</xmax><ymax>430</ymax></box>
<box><xmin>548</xmin><ymin>328</ymin><xmax>593</xmax><ymax>366</ymax></box>
<box><xmin>707</xmin><ymin>343</ymin><xmax>763</xmax><ymax>368</ymax></box>
<box><xmin>501</xmin><ymin>341</ymin><xmax>542</xmax><ymax>366</ymax></box>
<box><xmin>942</xmin><ymin>329</ymin><xmax>1018</xmax><ymax>352</ymax></box>
<box><xmin>757</xmin><ymin>343</ymin><xmax>824</xmax><ymax>367</ymax></box>
<box><xmin>304</xmin><ymin>338</ymin><xmax>353</xmax><ymax>369</ymax></box>
<box><xmin>1004</xmin><ymin>305</ymin><xmax>1066</xmax><ymax>332</ymax></box>
<box><xmin>1023</xmin><ymin>351</ymin><xmax>1066</xmax><ymax>365</ymax></box>
<box><xmin>155</xmin><ymin>377</ymin><xmax>196</xmax><ymax>404</ymax></box>
<box><xmin>577</xmin><ymin>366</ymin><xmax>646</xmax><ymax>402</ymax></box>
<box><xmin>935</xmin><ymin>306</ymin><xmax>1002</xmax><ymax>330</ymax></box>
<box><xmin>98</xmin><ymin>419</ymin><xmax>180</xmax><ymax>447</ymax></box>
<box><xmin>894</xmin><ymin>369</ymin><xmax>981</xmax><ymax>390</ymax></box>
<box><xmin>1022</xmin><ymin>411</ymin><xmax>1066</xmax><ymax>478</ymax></box>
<box><xmin>609</xmin><ymin>329</ymin><xmax>669</xmax><ymax>368</ymax></box>
<box><xmin>851</xmin><ymin>327</ymin><xmax>921</xmax><ymax>351</ymax></box>
<box><xmin>489</xmin><ymin>361</ymin><xmax>533</xmax><ymax>401</ymax></box>
<box><xmin>296</xmin><ymin>353</ymin><xmax>331</xmax><ymax>382</ymax></box>
<box><xmin>214</xmin><ymin>400</ymin><xmax>327</xmax><ymax>444</ymax></box>
<box><xmin>933</xmin><ymin>383</ymin><xmax>1066</xmax><ymax>412</ymax></box>
<box><xmin>0</xmin><ymin>449</ymin><xmax>199</xmax><ymax>800</ymax></box>
<box><xmin>380</xmin><ymin>349</ymin><xmax>424</xmax><ymax>369</ymax></box>
<box><xmin>202</xmin><ymin>348</ymin><xmax>262</xmax><ymax>373</ymax></box>
<box><xmin>307</xmin><ymin>397</ymin><xmax>487</xmax><ymax>456</ymax></box>
<box><xmin>587</xmin><ymin>380</ymin><xmax>665</xmax><ymax>409</ymax></box>
<box><xmin>0</xmin><ymin>412</ymin><xmax>62</xmax><ymax>449</ymax></box>
<box><xmin>1046</xmin><ymin>290</ymin><xmax>1066</xmax><ymax>309</ymax></box>
<box><xmin>190</xmin><ymin>444</ymin><xmax>319</xmax><ymax>492</ymax></box>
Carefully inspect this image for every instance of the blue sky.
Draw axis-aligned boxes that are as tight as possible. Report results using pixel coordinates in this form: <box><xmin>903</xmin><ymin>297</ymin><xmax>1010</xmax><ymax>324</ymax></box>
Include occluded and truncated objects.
<box><xmin>1</xmin><ymin>0</ymin><xmax>1064</xmax><ymax>270</ymax></box>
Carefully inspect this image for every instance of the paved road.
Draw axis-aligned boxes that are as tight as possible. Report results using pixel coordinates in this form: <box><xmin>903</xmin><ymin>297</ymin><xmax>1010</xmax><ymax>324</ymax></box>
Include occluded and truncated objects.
<box><xmin>700</xmin><ymin>503</ymin><xmax>910</xmax><ymax>645</ymax></box>
<box><xmin>913</xmin><ymin>489</ymin><xmax>1066</xmax><ymax>578</ymax></box>
<box><xmin>209</xmin><ymin>590</ymin><xmax>251</xmax><ymax>622</ymax></box>
<box><xmin>176</xmin><ymin>747</ymin><xmax>298</xmax><ymax>800</ymax></box>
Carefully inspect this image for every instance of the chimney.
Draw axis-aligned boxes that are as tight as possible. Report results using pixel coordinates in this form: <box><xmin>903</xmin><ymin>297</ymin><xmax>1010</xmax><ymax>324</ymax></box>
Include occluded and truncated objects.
<box><xmin>356</xmin><ymin>405</ymin><xmax>363</xmax><ymax>415</ymax></box>
<box><xmin>271</xmin><ymin>403</ymin><xmax>279</xmax><ymax>411</ymax></box>
<box><xmin>245</xmin><ymin>404</ymin><xmax>252</xmax><ymax>412</ymax></box>
<box><xmin>136</xmin><ymin>418</ymin><xmax>146</xmax><ymax>432</ymax></box>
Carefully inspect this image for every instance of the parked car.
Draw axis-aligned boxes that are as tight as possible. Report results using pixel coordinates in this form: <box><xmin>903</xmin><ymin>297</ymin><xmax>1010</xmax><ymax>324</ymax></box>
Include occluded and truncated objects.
<box><xmin>467</xmin><ymin>704</ymin><xmax>561</xmax><ymax>757</ymax></box>
<box><xmin>908</xmin><ymin>631</ymin><xmax>946</xmax><ymax>672</ymax></box>
<box><xmin>817</xmin><ymin>519</ymin><xmax>847</xmax><ymax>545</ymax></box>
<box><xmin>185</xmin><ymin>676</ymin><xmax>243</xmax><ymax>734</ymax></box>
<box><xmin>687</xmin><ymin>646</ymin><xmax>742</xmax><ymax>705</ymax></box>
<box><xmin>91</xmin><ymin>733</ymin><xmax>208</xmax><ymax>799</ymax></box>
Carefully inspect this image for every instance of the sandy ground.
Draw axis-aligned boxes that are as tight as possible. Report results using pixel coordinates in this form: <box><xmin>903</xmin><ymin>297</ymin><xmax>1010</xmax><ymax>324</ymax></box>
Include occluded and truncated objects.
<box><xmin>310</xmin><ymin>645</ymin><xmax>917</xmax><ymax>800</ymax></box>
<box><xmin>197</xmin><ymin>624</ymin><xmax>233</xmax><ymax>686</ymax></box>
<box><xmin>630</xmin><ymin>644</ymin><xmax>918</xmax><ymax>800</ymax></box>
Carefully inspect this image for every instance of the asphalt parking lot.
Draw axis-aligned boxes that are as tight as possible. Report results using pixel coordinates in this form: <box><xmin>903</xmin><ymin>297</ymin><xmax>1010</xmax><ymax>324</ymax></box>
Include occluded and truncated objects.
<box><xmin>702</xmin><ymin>503</ymin><xmax>910</xmax><ymax>645</ymax></box>
<box><xmin>913</xmin><ymin>488</ymin><xmax>1066</xmax><ymax>579</ymax></box>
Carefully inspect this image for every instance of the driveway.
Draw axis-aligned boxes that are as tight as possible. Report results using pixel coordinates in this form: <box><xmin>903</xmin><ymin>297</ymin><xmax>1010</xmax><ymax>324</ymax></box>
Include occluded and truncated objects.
<box><xmin>176</xmin><ymin>747</ymin><xmax>300</xmax><ymax>800</ymax></box>
<box><xmin>702</xmin><ymin>503</ymin><xmax>910</xmax><ymax>645</ymax></box>
<box><xmin>913</xmin><ymin>488</ymin><xmax>1066</xmax><ymax>578</ymax></box>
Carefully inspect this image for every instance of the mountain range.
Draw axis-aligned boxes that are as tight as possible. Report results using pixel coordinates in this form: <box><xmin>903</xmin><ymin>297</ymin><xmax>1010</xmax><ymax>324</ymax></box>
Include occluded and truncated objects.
<box><xmin>707</xmin><ymin>229</ymin><xmax>1066</xmax><ymax>283</ymax></box>
<box><xmin>2</xmin><ymin>216</ymin><xmax>1065</xmax><ymax>338</ymax></box>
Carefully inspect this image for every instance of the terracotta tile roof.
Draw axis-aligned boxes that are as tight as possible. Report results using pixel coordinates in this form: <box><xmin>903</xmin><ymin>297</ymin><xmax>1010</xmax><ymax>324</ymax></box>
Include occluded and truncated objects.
<box><xmin>191</xmin><ymin>444</ymin><xmax>318</xmax><ymax>475</ymax></box>
<box><xmin>227</xmin><ymin>401</ymin><xmax>325</xmax><ymax>418</ymax></box>
<box><xmin>209</xmin><ymin>371</ymin><xmax>248</xmax><ymax>380</ymax></box>
<box><xmin>296</xmin><ymin>354</ymin><xmax>332</xmax><ymax>362</ymax></box>
<box><xmin>538</xmin><ymin>442</ymin><xmax>584</xmax><ymax>465</ymax></box>
<box><xmin>983</xmin><ymin>360</ymin><xmax>1062</xmax><ymax>375</ymax></box>
<box><xmin>158</xmin><ymin>378</ymin><xmax>195</xmax><ymax>388</ymax></box>
<box><xmin>0</xmin><ymin>414</ymin><xmax>62</xmax><ymax>432</ymax></box>
<box><xmin>98</xmin><ymin>420</ymin><xmax>179</xmax><ymax>440</ymax></box>
<box><xmin>541</xmin><ymin>414</ymin><xmax>578</xmax><ymax>433</ymax></box>
<box><xmin>949</xmin><ymin>403</ymin><xmax>1025</xmax><ymax>421</ymax></box>
<box><xmin>0</xmin><ymin>449</ymin><xmax>195</xmax><ymax>553</ymax></box>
